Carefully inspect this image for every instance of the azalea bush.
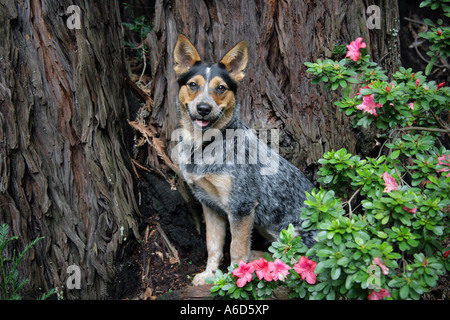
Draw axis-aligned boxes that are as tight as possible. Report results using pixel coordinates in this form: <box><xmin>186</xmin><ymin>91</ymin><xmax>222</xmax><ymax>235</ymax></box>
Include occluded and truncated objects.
<box><xmin>417</xmin><ymin>0</ymin><xmax>450</xmax><ymax>74</ymax></box>
<box><xmin>208</xmin><ymin>4</ymin><xmax>450</xmax><ymax>299</ymax></box>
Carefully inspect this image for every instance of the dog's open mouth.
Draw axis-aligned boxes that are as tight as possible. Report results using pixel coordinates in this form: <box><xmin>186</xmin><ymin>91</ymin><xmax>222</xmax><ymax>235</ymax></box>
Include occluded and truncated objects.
<box><xmin>194</xmin><ymin>119</ymin><xmax>211</xmax><ymax>128</ymax></box>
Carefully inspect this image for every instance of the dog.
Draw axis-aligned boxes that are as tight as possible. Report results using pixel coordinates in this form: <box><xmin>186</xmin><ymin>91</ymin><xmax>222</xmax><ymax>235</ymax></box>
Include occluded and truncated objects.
<box><xmin>172</xmin><ymin>35</ymin><xmax>316</xmax><ymax>286</ymax></box>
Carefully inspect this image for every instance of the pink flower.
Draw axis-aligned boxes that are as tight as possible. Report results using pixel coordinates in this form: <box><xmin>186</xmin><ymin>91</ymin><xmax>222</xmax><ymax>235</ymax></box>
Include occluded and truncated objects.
<box><xmin>416</xmin><ymin>79</ymin><xmax>420</xmax><ymax>87</ymax></box>
<box><xmin>355</xmin><ymin>85</ymin><xmax>370</xmax><ymax>96</ymax></box>
<box><xmin>437</xmin><ymin>154</ymin><xmax>450</xmax><ymax>177</ymax></box>
<box><xmin>437</xmin><ymin>82</ymin><xmax>445</xmax><ymax>90</ymax></box>
<box><xmin>232</xmin><ymin>261</ymin><xmax>254</xmax><ymax>287</ymax></box>
<box><xmin>444</xmin><ymin>250</ymin><xmax>450</xmax><ymax>259</ymax></box>
<box><xmin>402</xmin><ymin>206</ymin><xmax>417</xmax><ymax>214</ymax></box>
<box><xmin>373</xmin><ymin>256</ymin><xmax>389</xmax><ymax>275</ymax></box>
<box><xmin>385</xmin><ymin>82</ymin><xmax>395</xmax><ymax>93</ymax></box>
<box><xmin>346</xmin><ymin>37</ymin><xmax>367</xmax><ymax>61</ymax></box>
<box><xmin>356</xmin><ymin>94</ymin><xmax>383</xmax><ymax>117</ymax></box>
<box><xmin>293</xmin><ymin>256</ymin><xmax>317</xmax><ymax>284</ymax></box>
<box><xmin>252</xmin><ymin>258</ymin><xmax>275</xmax><ymax>281</ymax></box>
<box><xmin>368</xmin><ymin>288</ymin><xmax>391</xmax><ymax>300</ymax></box>
<box><xmin>271</xmin><ymin>259</ymin><xmax>291</xmax><ymax>281</ymax></box>
<box><xmin>408</xmin><ymin>102</ymin><xmax>415</xmax><ymax>110</ymax></box>
<box><xmin>382</xmin><ymin>172</ymin><xmax>398</xmax><ymax>193</ymax></box>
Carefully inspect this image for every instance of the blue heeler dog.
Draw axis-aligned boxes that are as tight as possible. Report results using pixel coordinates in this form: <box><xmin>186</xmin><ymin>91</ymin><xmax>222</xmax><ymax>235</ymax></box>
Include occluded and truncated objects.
<box><xmin>171</xmin><ymin>35</ymin><xmax>316</xmax><ymax>285</ymax></box>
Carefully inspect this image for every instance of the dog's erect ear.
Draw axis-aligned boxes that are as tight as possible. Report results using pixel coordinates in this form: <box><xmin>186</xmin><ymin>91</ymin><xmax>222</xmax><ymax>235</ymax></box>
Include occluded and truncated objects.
<box><xmin>220</xmin><ymin>41</ymin><xmax>248</xmax><ymax>82</ymax></box>
<box><xmin>174</xmin><ymin>35</ymin><xmax>202</xmax><ymax>77</ymax></box>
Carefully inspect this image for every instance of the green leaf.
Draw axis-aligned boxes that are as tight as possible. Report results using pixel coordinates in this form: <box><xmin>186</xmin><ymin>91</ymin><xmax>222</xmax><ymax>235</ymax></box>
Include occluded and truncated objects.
<box><xmin>345</xmin><ymin>274</ymin><xmax>355</xmax><ymax>289</ymax></box>
<box><xmin>391</xmin><ymin>150</ymin><xmax>400</xmax><ymax>160</ymax></box>
<box><xmin>425</xmin><ymin>56</ymin><xmax>437</xmax><ymax>75</ymax></box>
<box><xmin>337</xmin><ymin>257</ymin><xmax>350</xmax><ymax>266</ymax></box>
<box><xmin>222</xmin><ymin>283</ymin><xmax>235</xmax><ymax>291</ymax></box>
<box><xmin>400</xmin><ymin>285</ymin><xmax>410</xmax><ymax>299</ymax></box>
<box><xmin>211</xmin><ymin>285</ymin><xmax>221</xmax><ymax>293</ymax></box>
<box><xmin>399</xmin><ymin>242</ymin><xmax>408</xmax><ymax>251</ymax></box>
<box><xmin>423</xmin><ymin>18</ymin><xmax>435</xmax><ymax>27</ymax></box>
<box><xmin>312</xmin><ymin>77</ymin><xmax>323</xmax><ymax>84</ymax></box>
<box><xmin>333</xmin><ymin>234</ymin><xmax>342</xmax><ymax>245</ymax></box>
<box><xmin>424</xmin><ymin>274</ymin><xmax>437</xmax><ymax>287</ymax></box>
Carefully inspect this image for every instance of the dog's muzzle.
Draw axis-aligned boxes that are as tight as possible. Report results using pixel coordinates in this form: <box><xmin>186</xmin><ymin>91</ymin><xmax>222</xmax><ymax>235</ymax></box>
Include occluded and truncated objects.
<box><xmin>192</xmin><ymin>103</ymin><xmax>213</xmax><ymax>129</ymax></box>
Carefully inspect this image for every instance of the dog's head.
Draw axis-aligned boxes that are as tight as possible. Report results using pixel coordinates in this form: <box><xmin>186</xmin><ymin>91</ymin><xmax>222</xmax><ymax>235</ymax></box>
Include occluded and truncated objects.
<box><xmin>174</xmin><ymin>35</ymin><xmax>248</xmax><ymax>131</ymax></box>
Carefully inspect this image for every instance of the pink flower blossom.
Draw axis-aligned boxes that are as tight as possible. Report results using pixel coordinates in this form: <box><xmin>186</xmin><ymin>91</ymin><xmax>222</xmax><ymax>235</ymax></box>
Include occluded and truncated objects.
<box><xmin>252</xmin><ymin>258</ymin><xmax>275</xmax><ymax>281</ymax></box>
<box><xmin>402</xmin><ymin>206</ymin><xmax>417</xmax><ymax>214</ymax></box>
<box><xmin>232</xmin><ymin>261</ymin><xmax>254</xmax><ymax>287</ymax></box>
<box><xmin>293</xmin><ymin>256</ymin><xmax>317</xmax><ymax>284</ymax></box>
<box><xmin>356</xmin><ymin>94</ymin><xmax>383</xmax><ymax>117</ymax></box>
<box><xmin>416</xmin><ymin>79</ymin><xmax>420</xmax><ymax>87</ymax></box>
<box><xmin>382</xmin><ymin>172</ymin><xmax>398</xmax><ymax>193</ymax></box>
<box><xmin>271</xmin><ymin>259</ymin><xmax>291</xmax><ymax>281</ymax></box>
<box><xmin>408</xmin><ymin>102</ymin><xmax>415</xmax><ymax>110</ymax></box>
<box><xmin>355</xmin><ymin>85</ymin><xmax>370</xmax><ymax>96</ymax></box>
<box><xmin>368</xmin><ymin>288</ymin><xmax>391</xmax><ymax>300</ymax></box>
<box><xmin>437</xmin><ymin>154</ymin><xmax>450</xmax><ymax>177</ymax></box>
<box><xmin>444</xmin><ymin>250</ymin><xmax>450</xmax><ymax>259</ymax></box>
<box><xmin>437</xmin><ymin>82</ymin><xmax>445</xmax><ymax>90</ymax></box>
<box><xmin>373</xmin><ymin>256</ymin><xmax>389</xmax><ymax>275</ymax></box>
<box><xmin>346</xmin><ymin>37</ymin><xmax>367</xmax><ymax>61</ymax></box>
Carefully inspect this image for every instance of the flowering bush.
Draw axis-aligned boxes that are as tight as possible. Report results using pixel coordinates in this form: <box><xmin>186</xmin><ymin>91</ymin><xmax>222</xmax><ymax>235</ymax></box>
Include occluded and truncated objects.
<box><xmin>208</xmin><ymin>2</ymin><xmax>449</xmax><ymax>300</ymax></box>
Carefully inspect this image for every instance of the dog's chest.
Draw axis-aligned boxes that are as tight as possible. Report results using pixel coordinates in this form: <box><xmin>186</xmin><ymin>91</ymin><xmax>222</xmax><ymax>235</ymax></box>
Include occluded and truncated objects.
<box><xmin>183</xmin><ymin>171</ymin><xmax>232</xmax><ymax>209</ymax></box>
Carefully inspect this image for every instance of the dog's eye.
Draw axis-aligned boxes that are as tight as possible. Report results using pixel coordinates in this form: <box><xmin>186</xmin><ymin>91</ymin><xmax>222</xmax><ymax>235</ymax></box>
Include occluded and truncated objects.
<box><xmin>188</xmin><ymin>82</ymin><xmax>199</xmax><ymax>91</ymax></box>
<box><xmin>216</xmin><ymin>85</ymin><xmax>227</xmax><ymax>94</ymax></box>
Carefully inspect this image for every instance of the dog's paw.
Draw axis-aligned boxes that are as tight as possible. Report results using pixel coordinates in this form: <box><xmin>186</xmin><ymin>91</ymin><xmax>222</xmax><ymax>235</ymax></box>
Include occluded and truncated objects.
<box><xmin>192</xmin><ymin>270</ymin><xmax>215</xmax><ymax>286</ymax></box>
<box><xmin>249</xmin><ymin>250</ymin><xmax>266</xmax><ymax>261</ymax></box>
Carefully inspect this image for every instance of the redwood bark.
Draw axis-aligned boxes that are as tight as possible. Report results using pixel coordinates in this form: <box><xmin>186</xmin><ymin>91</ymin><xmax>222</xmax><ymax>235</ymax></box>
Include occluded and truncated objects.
<box><xmin>0</xmin><ymin>0</ymin><xmax>138</xmax><ymax>299</ymax></box>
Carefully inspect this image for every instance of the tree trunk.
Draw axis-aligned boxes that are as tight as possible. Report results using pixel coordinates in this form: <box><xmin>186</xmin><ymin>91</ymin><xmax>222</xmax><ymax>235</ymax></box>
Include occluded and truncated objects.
<box><xmin>0</xmin><ymin>0</ymin><xmax>139</xmax><ymax>299</ymax></box>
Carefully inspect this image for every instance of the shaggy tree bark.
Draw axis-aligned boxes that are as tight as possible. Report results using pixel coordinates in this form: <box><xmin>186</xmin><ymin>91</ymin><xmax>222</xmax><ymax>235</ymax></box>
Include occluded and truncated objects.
<box><xmin>0</xmin><ymin>1</ymin><xmax>138</xmax><ymax>299</ymax></box>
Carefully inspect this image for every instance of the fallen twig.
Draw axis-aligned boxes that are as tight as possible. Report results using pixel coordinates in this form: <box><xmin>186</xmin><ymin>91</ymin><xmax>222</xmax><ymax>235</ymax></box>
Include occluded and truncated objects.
<box><xmin>156</xmin><ymin>223</ymin><xmax>180</xmax><ymax>265</ymax></box>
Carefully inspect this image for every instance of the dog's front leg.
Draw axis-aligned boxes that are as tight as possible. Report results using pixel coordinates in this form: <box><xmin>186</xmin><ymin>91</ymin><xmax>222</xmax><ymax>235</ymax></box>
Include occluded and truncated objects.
<box><xmin>193</xmin><ymin>205</ymin><xmax>227</xmax><ymax>286</ymax></box>
<box><xmin>228</xmin><ymin>208</ymin><xmax>255</xmax><ymax>266</ymax></box>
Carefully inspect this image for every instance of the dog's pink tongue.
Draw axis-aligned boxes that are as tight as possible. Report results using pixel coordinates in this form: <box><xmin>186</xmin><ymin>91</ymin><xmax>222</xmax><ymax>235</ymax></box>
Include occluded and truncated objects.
<box><xmin>196</xmin><ymin>119</ymin><xmax>210</xmax><ymax>127</ymax></box>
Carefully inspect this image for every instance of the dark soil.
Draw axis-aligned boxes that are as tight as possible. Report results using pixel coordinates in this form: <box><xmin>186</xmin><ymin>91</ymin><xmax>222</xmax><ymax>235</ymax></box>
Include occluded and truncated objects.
<box><xmin>108</xmin><ymin>170</ymin><xmax>206</xmax><ymax>300</ymax></box>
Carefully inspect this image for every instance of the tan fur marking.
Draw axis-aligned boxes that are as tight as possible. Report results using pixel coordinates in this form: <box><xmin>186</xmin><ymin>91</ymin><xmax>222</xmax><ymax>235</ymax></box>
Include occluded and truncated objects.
<box><xmin>220</xmin><ymin>41</ymin><xmax>248</xmax><ymax>82</ymax></box>
<box><xmin>209</xmin><ymin>76</ymin><xmax>228</xmax><ymax>91</ymax></box>
<box><xmin>192</xmin><ymin>205</ymin><xmax>227</xmax><ymax>286</ymax></box>
<box><xmin>204</xmin><ymin>205</ymin><xmax>227</xmax><ymax>268</ymax></box>
<box><xmin>174</xmin><ymin>35</ymin><xmax>201</xmax><ymax>76</ymax></box>
<box><xmin>207</xmin><ymin>77</ymin><xmax>237</xmax><ymax>130</ymax></box>
<box><xmin>178</xmin><ymin>75</ymin><xmax>206</xmax><ymax>105</ymax></box>
<box><xmin>209</xmin><ymin>76</ymin><xmax>236</xmax><ymax>110</ymax></box>
<box><xmin>188</xmin><ymin>75</ymin><xmax>207</xmax><ymax>89</ymax></box>
<box><xmin>178</xmin><ymin>75</ymin><xmax>208</xmax><ymax>131</ymax></box>
<box><xmin>212</xmin><ymin>103</ymin><xmax>235</xmax><ymax>130</ymax></box>
<box><xmin>190</xmin><ymin>173</ymin><xmax>232</xmax><ymax>208</ymax></box>
<box><xmin>228</xmin><ymin>201</ymin><xmax>258</xmax><ymax>265</ymax></box>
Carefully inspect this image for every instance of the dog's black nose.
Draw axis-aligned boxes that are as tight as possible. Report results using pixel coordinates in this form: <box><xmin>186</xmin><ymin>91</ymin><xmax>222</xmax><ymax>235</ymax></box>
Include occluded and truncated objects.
<box><xmin>197</xmin><ymin>104</ymin><xmax>212</xmax><ymax>117</ymax></box>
